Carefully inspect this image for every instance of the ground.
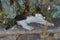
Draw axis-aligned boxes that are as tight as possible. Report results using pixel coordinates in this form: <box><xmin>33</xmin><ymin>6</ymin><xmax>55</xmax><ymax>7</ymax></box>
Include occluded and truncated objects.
<box><xmin>0</xmin><ymin>18</ymin><xmax>60</xmax><ymax>40</ymax></box>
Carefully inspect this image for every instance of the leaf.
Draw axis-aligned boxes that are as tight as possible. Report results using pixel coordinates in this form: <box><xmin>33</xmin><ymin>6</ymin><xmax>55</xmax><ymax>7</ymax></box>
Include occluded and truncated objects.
<box><xmin>0</xmin><ymin>13</ymin><xmax>3</xmax><ymax>17</ymax></box>
<box><xmin>17</xmin><ymin>9</ymin><xmax>21</xmax><ymax>12</ymax></box>
<box><xmin>2</xmin><ymin>19</ymin><xmax>8</xmax><ymax>24</ymax></box>
<box><xmin>10</xmin><ymin>0</ymin><xmax>14</xmax><ymax>6</ymax></box>
<box><xmin>45</xmin><ymin>13</ymin><xmax>52</xmax><ymax>20</ymax></box>
<box><xmin>30</xmin><ymin>7</ymin><xmax>35</xmax><ymax>13</ymax></box>
<box><xmin>45</xmin><ymin>13</ymin><xmax>51</xmax><ymax>18</ymax></box>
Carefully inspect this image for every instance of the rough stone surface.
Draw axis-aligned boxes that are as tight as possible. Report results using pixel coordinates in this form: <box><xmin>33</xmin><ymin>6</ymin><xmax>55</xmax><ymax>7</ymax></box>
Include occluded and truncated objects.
<box><xmin>0</xmin><ymin>18</ymin><xmax>60</xmax><ymax>40</ymax></box>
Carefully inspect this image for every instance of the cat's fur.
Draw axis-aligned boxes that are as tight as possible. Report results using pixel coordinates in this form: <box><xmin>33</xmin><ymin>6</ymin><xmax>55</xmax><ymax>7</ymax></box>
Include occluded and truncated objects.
<box><xmin>14</xmin><ymin>13</ymin><xmax>54</xmax><ymax>30</ymax></box>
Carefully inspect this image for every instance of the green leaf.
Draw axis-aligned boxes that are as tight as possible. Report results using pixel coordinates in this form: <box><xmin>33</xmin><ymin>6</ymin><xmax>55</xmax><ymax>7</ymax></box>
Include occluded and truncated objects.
<box><xmin>45</xmin><ymin>13</ymin><xmax>51</xmax><ymax>18</ymax></box>
<box><xmin>45</xmin><ymin>13</ymin><xmax>52</xmax><ymax>20</ymax></box>
<box><xmin>2</xmin><ymin>19</ymin><xmax>8</xmax><ymax>24</ymax></box>
<box><xmin>0</xmin><ymin>13</ymin><xmax>3</xmax><ymax>17</ymax></box>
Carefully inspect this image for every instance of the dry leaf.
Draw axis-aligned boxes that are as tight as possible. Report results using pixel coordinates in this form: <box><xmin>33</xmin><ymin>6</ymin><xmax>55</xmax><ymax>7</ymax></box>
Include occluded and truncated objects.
<box><xmin>10</xmin><ymin>0</ymin><xmax>14</xmax><ymax>6</ymax></box>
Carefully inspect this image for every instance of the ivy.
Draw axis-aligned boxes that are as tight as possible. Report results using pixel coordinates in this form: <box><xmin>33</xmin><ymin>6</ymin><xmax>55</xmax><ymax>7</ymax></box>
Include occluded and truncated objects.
<box><xmin>45</xmin><ymin>13</ymin><xmax>52</xmax><ymax>20</ymax></box>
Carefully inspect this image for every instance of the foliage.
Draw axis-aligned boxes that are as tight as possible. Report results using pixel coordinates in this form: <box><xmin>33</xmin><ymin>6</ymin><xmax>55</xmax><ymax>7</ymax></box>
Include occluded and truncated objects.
<box><xmin>30</xmin><ymin>7</ymin><xmax>35</xmax><ymax>13</ymax></box>
<box><xmin>0</xmin><ymin>12</ymin><xmax>7</xmax><ymax>18</ymax></box>
<box><xmin>0</xmin><ymin>12</ymin><xmax>8</xmax><ymax>24</ymax></box>
<box><xmin>2</xmin><ymin>19</ymin><xmax>8</xmax><ymax>24</ymax></box>
<box><xmin>45</xmin><ymin>13</ymin><xmax>52</xmax><ymax>20</ymax></box>
<box><xmin>10</xmin><ymin>0</ymin><xmax>14</xmax><ymax>6</ymax></box>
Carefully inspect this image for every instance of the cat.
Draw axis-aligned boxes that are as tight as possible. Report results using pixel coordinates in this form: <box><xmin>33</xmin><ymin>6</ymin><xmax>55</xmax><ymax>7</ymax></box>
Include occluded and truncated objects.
<box><xmin>14</xmin><ymin>13</ymin><xmax>54</xmax><ymax>30</ymax></box>
<box><xmin>14</xmin><ymin>5</ymin><xmax>54</xmax><ymax>30</ymax></box>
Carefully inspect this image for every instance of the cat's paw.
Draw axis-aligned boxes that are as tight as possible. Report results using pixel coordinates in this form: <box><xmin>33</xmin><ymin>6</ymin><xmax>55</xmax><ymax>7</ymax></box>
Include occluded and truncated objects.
<box><xmin>23</xmin><ymin>26</ymin><xmax>34</xmax><ymax>31</ymax></box>
<box><xmin>51</xmin><ymin>23</ymin><xmax>54</xmax><ymax>27</ymax></box>
<box><xmin>48</xmin><ymin>23</ymin><xmax>54</xmax><ymax>27</ymax></box>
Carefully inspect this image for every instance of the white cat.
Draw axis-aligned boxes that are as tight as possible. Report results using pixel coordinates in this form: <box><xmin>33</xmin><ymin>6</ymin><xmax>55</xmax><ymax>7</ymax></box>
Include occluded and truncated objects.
<box><xmin>16</xmin><ymin>13</ymin><xmax>54</xmax><ymax>30</ymax></box>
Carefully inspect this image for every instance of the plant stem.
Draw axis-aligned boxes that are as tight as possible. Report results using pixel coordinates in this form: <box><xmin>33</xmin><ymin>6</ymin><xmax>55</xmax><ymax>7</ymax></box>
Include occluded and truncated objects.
<box><xmin>42</xmin><ymin>18</ymin><xmax>48</xmax><ymax>40</ymax></box>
